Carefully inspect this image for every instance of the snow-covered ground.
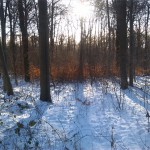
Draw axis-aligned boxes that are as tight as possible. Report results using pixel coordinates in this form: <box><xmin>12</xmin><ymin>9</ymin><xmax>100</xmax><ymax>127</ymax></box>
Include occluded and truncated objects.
<box><xmin>0</xmin><ymin>76</ymin><xmax>150</xmax><ymax>150</ymax></box>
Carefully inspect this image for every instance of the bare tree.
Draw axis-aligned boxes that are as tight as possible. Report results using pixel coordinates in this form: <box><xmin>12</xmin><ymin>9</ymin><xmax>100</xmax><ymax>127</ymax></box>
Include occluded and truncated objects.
<box><xmin>129</xmin><ymin>0</ymin><xmax>134</xmax><ymax>86</ymax></box>
<box><xmin>116</xmin><ymin>0</ymin><xmax>128</xmax><ymax>89</ymax></box>
<box><xmin>78</xmin><ymin>18</ymin><xmax>85</xmax><ymax>82</ymax></box>
<box><xmin>0</xmin><ymin>40</ymin><xmax>13</xmax><ymax>96</ymax></box>
<box><xmin>144</xmin><ymin>3</ymin><xmax>150</xmax><ymax>75</ymax></box>
<box><xmin>8</xmin><ymin>0</ymin><xmax>18</xmax><ymax>85</ymax></box>
<box><xmin>18</xmin><ymin>0</ymin><xmax>30</xmax><ymax>82</ymax></box>
<box><xmin>38</xmin><ymin>0</ymin><xmax>52</xmax><ymax>102</ymax></box>
<box><xmin>106</xmin><ymin>0</ymin><xmax>112</xmax><ymax>73</ymax></box>
<box><xmin>0</xmin><ymin>0</ymin><xmax>10</xmax><ymax>91</ymax></box>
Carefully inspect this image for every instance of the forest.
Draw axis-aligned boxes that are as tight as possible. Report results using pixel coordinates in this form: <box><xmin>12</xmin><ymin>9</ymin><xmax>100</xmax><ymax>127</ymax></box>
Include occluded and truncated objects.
<box><xmin>0</xmin><ymin>0</ymin><xmax>150</xmax><ymax>149</ymax></box>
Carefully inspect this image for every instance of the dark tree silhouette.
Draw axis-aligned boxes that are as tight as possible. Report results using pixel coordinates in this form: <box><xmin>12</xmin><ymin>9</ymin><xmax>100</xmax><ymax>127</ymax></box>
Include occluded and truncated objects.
<box><xmin>0</xmin><ymin>41</ymin><xmax>13</xmax><ymax>96</ymax></box>
<box><xmin>116</xmin><ymin>0</ymin><xmax>128</xmax><ymax>89</ymax></box>
<box><xmin>18</xmin><ymin>0</ymin><xmax>30</xmax><ymax>82</ymax></box>
<box><xmin>38</xmin><ymin>0</ymin><xmax>52</xmax><ymax>102</ymax></box>
<box><xmin>129</xmin><ymin>0</ymin><xmax>134</xmax><ymax>86</ymax></box>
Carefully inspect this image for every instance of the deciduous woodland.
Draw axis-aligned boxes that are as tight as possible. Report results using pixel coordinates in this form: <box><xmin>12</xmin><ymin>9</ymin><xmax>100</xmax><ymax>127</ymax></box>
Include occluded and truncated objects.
<box><xmin>0</xmin><ymin>0</ymin><xmax>150</xmax><ymax>149</ymax></box>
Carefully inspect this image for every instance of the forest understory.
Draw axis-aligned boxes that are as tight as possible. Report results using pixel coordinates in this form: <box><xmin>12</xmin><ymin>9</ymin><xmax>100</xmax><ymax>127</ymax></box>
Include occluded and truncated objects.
<box><xmin>0</xmin><ymin>0</ymin><xmax>150</xmax><ymax>149</ymax></box>
<box><xmin>0</xmin><ymin>76</ymin><xmax>150</xmax><ymax>150</ymax></box>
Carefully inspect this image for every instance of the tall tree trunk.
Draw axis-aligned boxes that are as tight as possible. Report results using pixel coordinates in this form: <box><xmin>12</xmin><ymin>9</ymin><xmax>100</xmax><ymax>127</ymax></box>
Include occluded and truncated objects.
<box><xmin>10</xmin><ymin>32</ymin><xmax>18</xmax><ymax>85</ymax></box>
<box><xmin>8</xmin><ymin>2</ymin><xmax>18</xmax><ymax>85</ymax></box>
<box><xmin>0</xmin><ymin>0</ymin><xmax>7</xmax><ymax>61</ymax></box>
<box><xmin>88</xmin><ymin>23</ymin><xmax>93</xmax><ymax>81</ymax></box>
<box><xmin>144</xmin><ymin>5</ymin><xmax>149</xmax><ymax>75</ymax></box>
<box><xmin>78</xmin><ymin>18</ymin><xmax>84</xmax><ymax>82</ymax></box>
<box><xmin>50</xmin><ymin>0</ymin><xmax>54</xmax><ymax>59</ymax></box>
<box><xmin>106</xmin><ymin>0</ymin><xmax>111</xmax><ymax>74</ymax></box>
<box><xmin>18</xmin><ymin>0</ymin><xmax>30</xmax><ymax>82</ymax></box>
<box><xmin>116</xmin><ymin>0</ymin><xmax>128</xmax><ymax>89</ymax></box>
<box><xmin>38</xmin><ymin>0</ymin><xmax>52</xmax><ymax>102</ymax></box>
<box><xmin>49</xmin><ymin>0</ymin><xmax>55</xmax><ymax>85</ymax></box>
<box><xmin>129</xmin><ymin>0</ymin><xmax>134</xmax><ymax>86</ymax></box>
<box><xmin>0</xmin><ymin>41</ymin><xmax>13</xmax><ymax>96</ymax></box>
<box><xmin>0</xmin><ymin>0</ymin><xmax>9</xmax><ymax>91</ymax></box>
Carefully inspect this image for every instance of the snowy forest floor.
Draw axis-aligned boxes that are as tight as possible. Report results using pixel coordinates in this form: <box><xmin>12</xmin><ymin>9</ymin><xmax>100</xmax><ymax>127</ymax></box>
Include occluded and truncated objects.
<box><xmin>0</xmin><ymin>76</ymin><xmax>150</xmax><ymax>150</ymax></box>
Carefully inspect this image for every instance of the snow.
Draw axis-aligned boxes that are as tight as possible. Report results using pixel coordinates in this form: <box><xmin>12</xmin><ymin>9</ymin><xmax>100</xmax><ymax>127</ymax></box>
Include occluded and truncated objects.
<box><xmin>0</xmin><ymin>76</ymin><xmax>150</xmax><ymax>150</ymax></box>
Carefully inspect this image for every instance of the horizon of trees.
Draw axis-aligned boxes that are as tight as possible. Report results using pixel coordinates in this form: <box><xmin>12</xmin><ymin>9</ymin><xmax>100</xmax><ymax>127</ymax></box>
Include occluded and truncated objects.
<box><xmin>0</xmin><ymin>0</ymin><xmax>150</xmax><ymax>101</ymax></box>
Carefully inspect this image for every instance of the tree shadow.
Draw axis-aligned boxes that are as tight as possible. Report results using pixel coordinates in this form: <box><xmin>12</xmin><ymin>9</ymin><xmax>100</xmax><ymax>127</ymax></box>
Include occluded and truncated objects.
<box><xmin>0</xmin><ymin>83</ymin><xmax>51</xmax><ymax>150</ymax></box>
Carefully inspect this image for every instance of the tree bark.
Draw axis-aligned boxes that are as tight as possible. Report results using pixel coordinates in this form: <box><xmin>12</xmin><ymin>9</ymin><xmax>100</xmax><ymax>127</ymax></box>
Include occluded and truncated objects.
<box><xmin>116</xmin><ymin>0</ymin><xmax>128</xmax><ymax>89</ymax></box>
<box><xmin>78</xmin><ymin>18</ymin><xmax>84</xmax><ymax>82</ymax></box>
<box><xmin>8</xmin><ymin>1</ymin><xmax>18</xmax><ymax>85</ymax></box>
<box><xmin>129</xmin><ymin>0</ymin><xmax>134</xmax><ymax>86</ymax></box>
<box><xmin>106</xmin><ymin>0</ymin><xmax>111</xmax><ymax>74</ymax></box>
<box><xmin>144</xmin><ymin>5</ymin><xmax>149</xmax><ymax>75</ymax></box>
<box><xmin>18</xmin><ymin>0</ymin><xmax>30</xmax><ymax>82</ymax></box>
<box><xmin>0</xmin><ymin>41</ymin><xmax>13</xmax><ymax>96</ymax></box>
<box><xmin>38</xmin><ymin>0</ymin><xmax>52</xmax><ymax>102</ymax></box>
<box><xmin>0</xmin><ymin>0</ymin><xmax>9</xmax><ymax>91</ymax></box>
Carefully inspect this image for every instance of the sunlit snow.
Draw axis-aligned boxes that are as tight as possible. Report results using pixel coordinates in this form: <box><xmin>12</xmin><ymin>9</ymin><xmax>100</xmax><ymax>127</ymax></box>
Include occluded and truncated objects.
<box><xmin>0</xmin><ymin>76</ymin><xmax>150</xmax><ymax>150</ymax></box>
